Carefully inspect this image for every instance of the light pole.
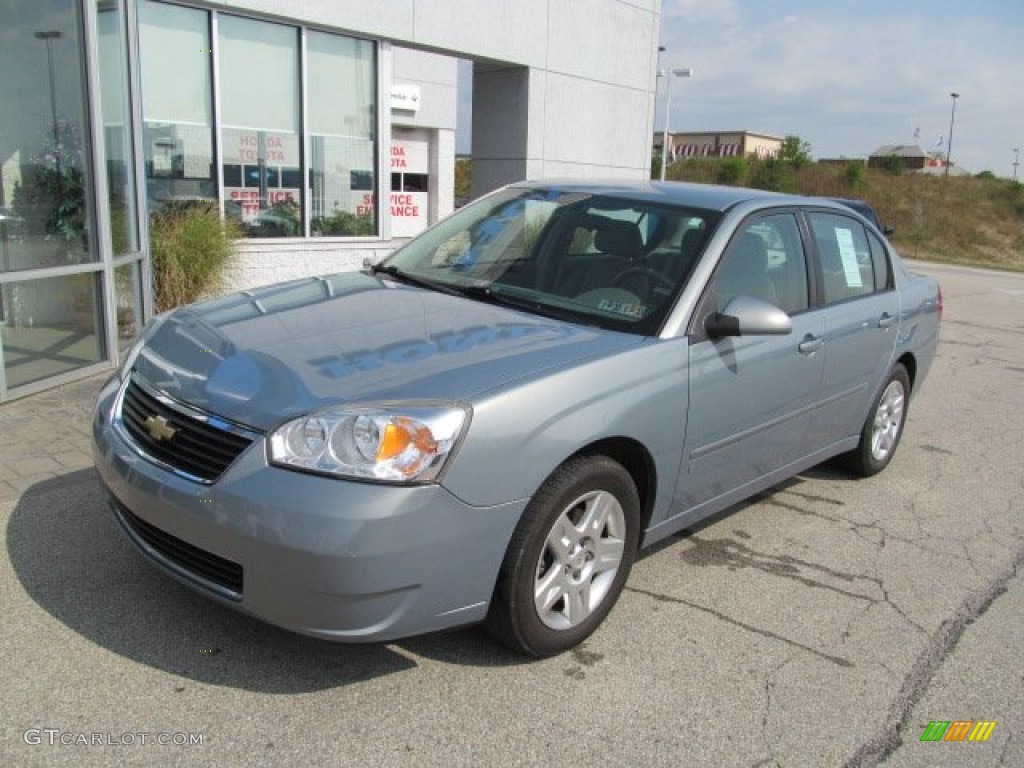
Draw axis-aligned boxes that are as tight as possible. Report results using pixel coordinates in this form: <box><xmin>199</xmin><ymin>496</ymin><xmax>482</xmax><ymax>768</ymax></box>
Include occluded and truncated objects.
<box><xmin>945</xmin><ymin>92</ymin><xmax>959</xmax><ymax>177</ymax></box>
<box><xmin>1013</xmin><ymin>147</ymin><xmax>1019</xmax><ymax>182</ymax></box>
<box><xmin>35</xmin><ymin>30</ymin><xmax>64</xmax><ymax>218</ymax></box>
<box><xmin>659</xmin><ymin>67</ymin><xmax>693</xmax><ymax>181</ymax></box>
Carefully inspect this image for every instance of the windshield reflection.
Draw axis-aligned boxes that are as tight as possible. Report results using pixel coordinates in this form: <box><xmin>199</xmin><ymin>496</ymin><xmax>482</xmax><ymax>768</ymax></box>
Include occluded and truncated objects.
<box><xmin>384</xmin><ymin>187</ymin><xmax>719</xmax><ymax>335</ymax></box>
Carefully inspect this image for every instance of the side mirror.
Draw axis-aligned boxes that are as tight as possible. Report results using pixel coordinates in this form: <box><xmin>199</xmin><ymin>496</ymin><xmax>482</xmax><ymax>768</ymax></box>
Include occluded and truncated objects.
<box><xmin>705</xmin><ymin>295</ymin><xmax>792</xmax><ymax>338</ymax></box>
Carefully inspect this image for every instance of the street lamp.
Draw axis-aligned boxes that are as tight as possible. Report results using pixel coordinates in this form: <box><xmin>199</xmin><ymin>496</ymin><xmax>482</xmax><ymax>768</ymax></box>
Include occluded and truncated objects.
<box><xmin>1013</xmin><ymin>147</ymin><xmax>1019</xmax><ymax>182</ymax></box>
<box><xmin>945</xmin><ymin>92</ymin><xmax>959</xmax><ymax>177</ymax></box>
<box><xmin>35</xmin><ymin>30</ymin><xmax>64</xmax><ymax>210</ymax></box>
<box><xmin>659</xmin><ymin>67</ymin><xmax>693</xmax><ymax>181</ymax></box>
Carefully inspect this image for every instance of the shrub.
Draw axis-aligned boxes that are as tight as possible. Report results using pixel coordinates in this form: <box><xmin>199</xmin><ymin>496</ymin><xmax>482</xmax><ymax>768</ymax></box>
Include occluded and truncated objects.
<box><xmin>716</xmin><ymin>157</ymin><xmax>747</xmax><ymax>186</ymax></box>
<box><xmin>311</xmin><ymin>209</ymin><xmax>375</xmax><ymax>236</ymax></box>
<box><xmin>149</xmin><ymin>200</ymin><xmax>241</xmax><ymax>312</ymax></box>
<box><xmin>881</xmin><ymin>154</ymin><xmax>904</xmax><ymax>175</ymax></box>
<box><xmin>845</xmin><ymin>161</ymin><xmax>866</xmax><ymax>190</ymax></box>
<box><xmin>749</xmin><ymin>157</ymin><xmax>795</xmax><ymax>192</ymax></box>
<box><xmin>455</xmin><ymin>158</ymin><xmax>472</xmax><ymax>200</ymax></box>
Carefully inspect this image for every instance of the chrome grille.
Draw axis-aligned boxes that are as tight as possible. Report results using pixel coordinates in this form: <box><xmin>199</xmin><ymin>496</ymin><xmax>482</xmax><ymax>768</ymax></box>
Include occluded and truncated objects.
<box><xmin>118</xmin><ymin>376</ymin><xmax>258</xmax><ymax>483</ymax></box>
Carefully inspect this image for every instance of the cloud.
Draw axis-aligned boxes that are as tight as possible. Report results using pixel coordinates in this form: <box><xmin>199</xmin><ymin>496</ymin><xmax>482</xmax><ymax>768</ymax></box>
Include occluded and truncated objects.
<box><xmin>662</xmin><ymin>0</ymin><xmax>740</xmax><ymax>24</ymax></box>
<box><xmin>657</xmin><ymin>4</ymin><xmax>1024</xmax><ymax>173</ymax></box>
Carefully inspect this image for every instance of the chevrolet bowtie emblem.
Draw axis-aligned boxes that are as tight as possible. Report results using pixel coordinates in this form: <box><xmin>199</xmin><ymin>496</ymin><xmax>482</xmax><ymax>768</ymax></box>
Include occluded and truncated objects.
<box><xmin>143</xmin><ymin>414</ymin><xmax>177</xmax><ymax>442</ymax></box>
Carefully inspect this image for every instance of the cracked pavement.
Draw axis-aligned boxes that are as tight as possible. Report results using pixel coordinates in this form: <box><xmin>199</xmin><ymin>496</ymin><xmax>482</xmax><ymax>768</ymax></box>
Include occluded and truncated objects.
<box><xmin>2</xmin><ymin>261</ymin><xmax>1021</xmax><ymax>767</ymax></box>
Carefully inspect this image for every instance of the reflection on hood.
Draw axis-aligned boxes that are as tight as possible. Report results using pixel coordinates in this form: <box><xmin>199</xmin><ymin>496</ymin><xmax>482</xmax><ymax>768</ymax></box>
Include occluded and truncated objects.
<box><xmin>133</xmin><ymin>272</ymin><xmax>639</xmax><ymax>430</ymax></box>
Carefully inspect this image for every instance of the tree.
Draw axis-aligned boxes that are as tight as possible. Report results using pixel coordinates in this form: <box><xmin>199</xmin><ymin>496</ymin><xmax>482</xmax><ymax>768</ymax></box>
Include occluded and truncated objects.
<box><xmin>777</xmin><ymin>135</ymin><xmax>813</xmax><ymax>170</ymax></box>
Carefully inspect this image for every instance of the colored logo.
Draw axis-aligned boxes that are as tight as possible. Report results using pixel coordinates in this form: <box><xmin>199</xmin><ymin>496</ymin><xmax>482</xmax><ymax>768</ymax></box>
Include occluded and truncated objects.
<box><xmin>920</xmin><ymin>720</ymin><xmax>997</xmax><ymax>742</ymax></box>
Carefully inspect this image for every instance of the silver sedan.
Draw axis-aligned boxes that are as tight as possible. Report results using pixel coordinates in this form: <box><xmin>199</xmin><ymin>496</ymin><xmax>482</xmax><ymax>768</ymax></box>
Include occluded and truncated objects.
<box><xmin>93</xmin><ymin>181</ymin><xmax>941</xmax><ymax>656</ymax></box>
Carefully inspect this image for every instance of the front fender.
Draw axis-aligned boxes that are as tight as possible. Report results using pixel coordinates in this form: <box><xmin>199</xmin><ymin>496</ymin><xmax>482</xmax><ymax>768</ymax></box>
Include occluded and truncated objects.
<box><xmin>441</xmin><ymin>338</ymin><xmax>690</xmax><ymax>528</ymax></box>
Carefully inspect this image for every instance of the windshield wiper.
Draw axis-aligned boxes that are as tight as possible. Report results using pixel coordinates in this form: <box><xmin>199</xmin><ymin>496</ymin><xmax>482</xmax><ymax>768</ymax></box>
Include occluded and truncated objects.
<box><xmin>367</xmin><ymin>263</ymin><xmax>464</xmax><ymax>297</ymax></box>
<box><xmin>368</xmin><ymin>265</ymin><xmax>588</xmax><ymax>324</ymax></box>
<box><xmin>458</xmin><ymin>284</ymin><xmax>593</xmax><ymax>324</ymax></box>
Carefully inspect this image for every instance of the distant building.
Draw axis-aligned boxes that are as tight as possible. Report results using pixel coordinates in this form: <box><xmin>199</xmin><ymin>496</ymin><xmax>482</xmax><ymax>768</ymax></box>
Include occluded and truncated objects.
<box><xmin>817</xmin><ymin>157</ymin><xmax>865</xmax><ymax>166</ymax></box>
<box><xmin>868</xmin><ymin>144</ymin><xmax>961</xmax><ymax>173</ymax></box>
<box><xmin>654</xmin><ymin>131</ymin><xmax>784</xmax><ymax>162</ymax></box>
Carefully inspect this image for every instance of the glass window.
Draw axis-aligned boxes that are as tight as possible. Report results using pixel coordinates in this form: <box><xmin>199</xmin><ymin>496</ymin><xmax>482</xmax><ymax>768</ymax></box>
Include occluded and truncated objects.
<box><xmin>138</xmin><ymin>1</ymin><xmax>216</xmax><ymax>212</ymax></box>
<box><xmin>97</xmin><ymin>0</ymin><xmax>139</xmax><ymax>255</ymax></box>
<box><xmin>114</xmin><ymin>260</ymin><xmax>143</xmax><ymax>350</ymax></box>
<box><xmin>808</xmin><ymin>212</ymin><xmax>875</xmax><ymax>304</ymax></box>
<box><xmin>219</xmin><ymin>15</ymin><xmax>301</xmax><ymax>238</ymax></box>
<box><xmin>716</xmin><ymin>214</ymin><xmax>808</xmax><ymax>315</ymax></box>
<box><xmin>1</xmin><ymin>273</ymin><xmax>106</xmax><ymax>389</ymax></box>
<box><xmin>136</xmin><ymin>5</ymin><xmax>377</xmax><ymax>241</ymax></box>
<box><xmin>308</xmin><ymin>30</ymin><xmax>376</xmax><ymax>237</ymax></box>
<box><xmin>0</xmin><ymin>0</ymin><xmax>95</xmax><ymax>271</ymax></box>
<box><xmin>868</xmin><ymin>231</ymin><xmax>892</xmax><ymax>292</ymax></box>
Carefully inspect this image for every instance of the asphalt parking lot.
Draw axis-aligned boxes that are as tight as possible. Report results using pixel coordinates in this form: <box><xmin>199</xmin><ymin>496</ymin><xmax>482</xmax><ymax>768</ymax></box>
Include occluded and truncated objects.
<box><xmin>2</xmin><ymin>261</ymin><xmax>1021</xmax><ymax>767</ymax></box>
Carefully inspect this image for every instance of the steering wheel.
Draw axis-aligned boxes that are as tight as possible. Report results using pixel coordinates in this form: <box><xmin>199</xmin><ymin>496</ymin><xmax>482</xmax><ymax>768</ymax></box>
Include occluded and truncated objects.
<box><xmin>612</xmin><ymin>267</ymin><xmax>675</xmax><ymax>297</ymax></box>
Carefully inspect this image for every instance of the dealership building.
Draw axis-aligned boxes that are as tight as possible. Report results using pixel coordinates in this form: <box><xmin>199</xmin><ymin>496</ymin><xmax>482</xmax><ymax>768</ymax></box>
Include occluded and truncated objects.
<box><xmin>0</xmin><ymin>0</ymin><xmax>661</xmax><ymax>400</ymax></box>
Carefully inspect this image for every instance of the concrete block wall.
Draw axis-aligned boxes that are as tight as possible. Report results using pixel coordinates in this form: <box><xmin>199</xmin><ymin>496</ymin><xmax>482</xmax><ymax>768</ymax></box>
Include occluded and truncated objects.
<box><xmin>226</xmin><ymin>240</ymin><xmax>394</xmax><ymax>292</ymax></box>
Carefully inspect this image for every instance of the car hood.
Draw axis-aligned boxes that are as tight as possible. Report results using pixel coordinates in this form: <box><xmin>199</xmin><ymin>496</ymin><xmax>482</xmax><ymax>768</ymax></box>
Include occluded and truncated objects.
<box><xmin>132</xmin><ymin>272</ymin><xmax>642</xmax><ymax>430</ymax></box>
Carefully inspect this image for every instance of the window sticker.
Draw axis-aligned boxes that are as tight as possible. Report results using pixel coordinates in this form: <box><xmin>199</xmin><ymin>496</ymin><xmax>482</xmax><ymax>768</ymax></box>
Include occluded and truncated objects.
<box><xmin>834</xmin><ymin>227</ymin><xmax>863</xmax><ymax>287</ymax></box>
<box><xmin>597</xmin><ymin>298</ymin><xmax>646</xmax><ymax>318</ymax></box>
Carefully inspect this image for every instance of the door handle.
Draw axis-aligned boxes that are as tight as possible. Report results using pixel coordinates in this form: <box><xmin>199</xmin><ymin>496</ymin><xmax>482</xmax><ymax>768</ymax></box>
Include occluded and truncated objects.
<box><xmin>878</xmin><ymin>312</ymin><xmax>896</xmax><ymax>330</ymax></box>
<box><xmin>798</xmin><ymin>334</ymin><xmax>823</xmax><ymax>355</ymax></box>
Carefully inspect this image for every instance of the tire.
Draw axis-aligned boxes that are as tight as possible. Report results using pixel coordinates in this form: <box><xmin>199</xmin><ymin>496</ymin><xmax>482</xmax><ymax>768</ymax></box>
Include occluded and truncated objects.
<box><xmin>484</xmin><ymin>454</ymin><xmax>641</xmax><ymax>657</ymax></box>
<box><xmin>844</xmin><ymin>363</ymin><xmax>911</xmax><ymax>477</ymax></box>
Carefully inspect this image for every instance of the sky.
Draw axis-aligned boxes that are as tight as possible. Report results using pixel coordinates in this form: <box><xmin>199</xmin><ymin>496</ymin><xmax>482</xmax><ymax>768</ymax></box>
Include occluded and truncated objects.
<box><xmin>458</xmin><ymin>0</ymin><xmax>1023</xmax><ymax>178</ymax></box>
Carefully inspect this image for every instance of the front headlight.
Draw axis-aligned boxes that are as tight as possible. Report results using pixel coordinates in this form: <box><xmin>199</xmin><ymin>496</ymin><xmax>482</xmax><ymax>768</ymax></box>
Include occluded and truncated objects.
<box><xmin>268</xmin><ymin>403</ymin><xmax>470</xmax><ymax>483</ymax></box>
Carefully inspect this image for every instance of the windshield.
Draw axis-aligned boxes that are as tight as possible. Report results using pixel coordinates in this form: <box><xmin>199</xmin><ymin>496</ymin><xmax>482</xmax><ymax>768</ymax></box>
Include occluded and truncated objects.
<box><xmin>382</xmin><ymin>187</ymin><xmax>720</xmax><ymax>335</ymax></box>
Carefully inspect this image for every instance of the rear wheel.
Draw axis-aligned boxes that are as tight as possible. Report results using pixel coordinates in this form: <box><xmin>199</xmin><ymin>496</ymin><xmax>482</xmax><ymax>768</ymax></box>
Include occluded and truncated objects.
<box><xmin>485</xmin><ymin>455</ymin><xmax>640</xmax><ymax>657</ymax></box>
<box><xmin>844</xmin><ymin>364</ymin><xmax>910</xmax><ymax>477</ymax></box>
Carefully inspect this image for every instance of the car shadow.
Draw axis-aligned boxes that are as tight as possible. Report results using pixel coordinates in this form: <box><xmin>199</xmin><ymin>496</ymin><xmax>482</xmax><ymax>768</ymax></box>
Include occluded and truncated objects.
<box><xmin>6</xmin><ymin>469</ymin><xmax>525</xmax><ymax>693</ymax></box>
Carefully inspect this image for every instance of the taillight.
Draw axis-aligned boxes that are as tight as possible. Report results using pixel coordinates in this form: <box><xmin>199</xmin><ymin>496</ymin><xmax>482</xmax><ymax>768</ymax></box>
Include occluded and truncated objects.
<box><xmin>936</xmin><ymin>285</ymin><xmax>943</xmax><ymax>322</ymax></box>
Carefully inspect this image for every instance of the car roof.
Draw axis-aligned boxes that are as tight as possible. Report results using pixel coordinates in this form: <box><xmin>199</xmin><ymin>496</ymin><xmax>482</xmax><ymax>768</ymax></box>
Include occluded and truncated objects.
<box><xmin>512</xmin><ymin>179</ymin><xmax>809</xmax><ymax>213</ymax></box>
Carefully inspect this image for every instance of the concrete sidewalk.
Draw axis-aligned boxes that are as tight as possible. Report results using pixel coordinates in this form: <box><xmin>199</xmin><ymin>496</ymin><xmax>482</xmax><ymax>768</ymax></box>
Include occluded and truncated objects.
<box><xmin>0</xmin><ymin>374</ymin><xmax>104</xmax><ymax>505</ymax></box>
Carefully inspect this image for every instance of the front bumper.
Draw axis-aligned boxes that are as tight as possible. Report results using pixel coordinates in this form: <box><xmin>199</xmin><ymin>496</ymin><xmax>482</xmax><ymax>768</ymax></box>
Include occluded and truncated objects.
<box><xmin>91</xmin><ymin>375</ymin><xmax>526</xmax><ymax>642</ymax></box>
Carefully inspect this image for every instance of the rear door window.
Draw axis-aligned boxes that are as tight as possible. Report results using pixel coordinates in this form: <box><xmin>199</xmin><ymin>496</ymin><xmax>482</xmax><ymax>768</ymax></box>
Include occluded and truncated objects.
<box><xmin>807</xmin><ymin>212</ymin><xmax>876</xmax><ymax>305</ymax></box>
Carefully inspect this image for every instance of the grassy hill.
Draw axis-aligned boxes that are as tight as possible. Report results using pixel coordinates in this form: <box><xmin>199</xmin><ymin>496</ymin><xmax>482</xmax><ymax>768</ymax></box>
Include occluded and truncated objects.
<box><xmin>664</xmin><ymin>158</ymin><xmax>1024</xmax><ymax>272</ymax></box>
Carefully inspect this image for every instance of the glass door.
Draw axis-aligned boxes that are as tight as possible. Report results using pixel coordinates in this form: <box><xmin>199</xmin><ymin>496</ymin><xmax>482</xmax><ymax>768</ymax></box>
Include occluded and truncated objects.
<box><xmin>0</xmin><ymin>0</ymin><xmax>106</xmax><ymax>396</ymax></box>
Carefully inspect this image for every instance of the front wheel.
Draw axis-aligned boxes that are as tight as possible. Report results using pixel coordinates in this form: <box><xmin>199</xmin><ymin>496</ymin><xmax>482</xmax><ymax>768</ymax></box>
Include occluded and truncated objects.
<box><xmin>844</xmin><ymin>364</ymin><xmax>911</xmax><ymax>477</ymax></box>
<box><xmin>484</xmin><ymin>455</ymin><xmax>640</xmax><ymax>657</ymax></box>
